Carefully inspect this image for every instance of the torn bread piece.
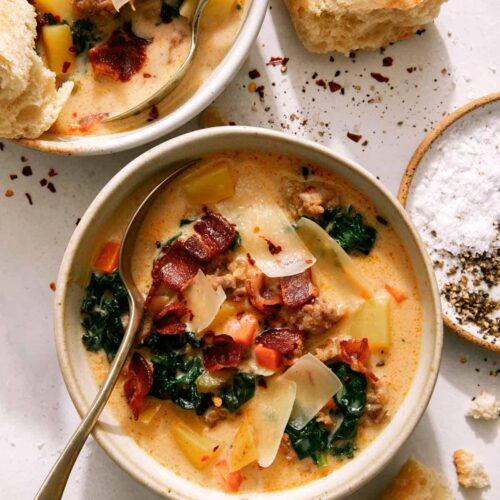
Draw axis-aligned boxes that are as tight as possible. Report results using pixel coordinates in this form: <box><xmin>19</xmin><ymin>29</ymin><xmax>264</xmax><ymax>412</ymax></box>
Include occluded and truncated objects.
<box><xmin>467</xmin><ymin>391</ymin><xmax>500</xmax><ymax>421</ymax></box>
<box><xmin>0</xmin><ymin>0</ymin><xmax>73</xmax><ymax>139</ymax></box>
<box><xmin>381</xmin><ymin>457</ymin><xmax>453</xmax><ymax>500</ymax></box>
<box><xmin>282</xmin><ymin>0</ymin><xmax>447</xmax><ymax>55</ymax></box>
<box><xmin>453</xmin><ymin>449</ymin><xmax>490</xmax><ymax>489</ymax></box>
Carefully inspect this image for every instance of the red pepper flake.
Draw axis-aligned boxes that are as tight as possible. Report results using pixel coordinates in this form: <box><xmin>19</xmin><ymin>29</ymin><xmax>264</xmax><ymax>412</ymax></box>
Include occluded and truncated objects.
<box><xmin>47</xmin><ymin>182</ymin><xmax>56</xmax><ymax>193</ymax></box>
<box><xmin>40</xmin><ymin>179</ymin><xmax>47</xmax><ymax>187</ymax></box>
<box><xmin>143</xmin><ymin>72</ymin><xmax>152</xmax><ymax>78</ymax></box>
<box><xmin>347</xmin><ymin>132</ymin><xmax>362</xmax><ymax>143</ymax></box>
<box><xmin>72</xmin><ymin>112</ymin><xmax>78</xmax><ymax>118</ymax></box>
<box><xmin>25</xmin><ymin>193</ymin><xmax>33</xmax><ymax>205</ymax></box>
<box><xmin>382</xmin><ymin>57</ymin><xmax>393</xmax><ymax>67</ymax></box>
<box><xmin>328</xmin><ymin>81</ymin><xmax>341</xmax><ymax>92</ymax></box>
<box><xmin>261</xmin><ymin>236</ymin><xmax>282</xmax><ymax>255</ymax></box>
<box><xmin>4</xmin><ymin>189</ymin><xmax>14</xmax><ymax>197</ymax></box>
<box><xmin>48</xmin><ymin>168</ymin><xmax>58</xmax><ymax>177</ymax></box>
<box><xmin>69</xmin><ymin>45</ymin><xmax>77</xmax><ymax>53</ymax></box>
<box><xmin>266</xmin><ymin>56</ymin><xmax>289</xmax><ymax>66</ymax></box>
<box><xmin>49</xmin><ymin>281</ymin><xmax>56</xmax><ymax>291</ymax></box>
<box><xmin>21</xmin><ymin>156</ymin><xmax>28</xmax><ymax>162</ymax></box>
<box><xmin>62</xmin><ymin>61</ymin><xmax>71</xmax><ymax>74</ymax></box>
<box><xmin>22</xmin><ymin>166</ymin><xmax>33</xmax><ymax>176</ymax></box>
<box><xmin>370</xmin><ymin>72</ymin><xmax>389</xmax><ymax>83</ymax></box>
<box><xmin>315</xmin><ymin>79</ymin><xmax>326</xmax><ymax>88</ymax></box>
<box><xmin>255</xmin><ymin>85</ymin><xmax>265</xmax><ymax>99</ymax></box>
<box><xmin>246</xmin><ymin>253</ymin><xmax>256</xmax><ymax>266</ymax></box>
<box><xmin>248</xmin><ymin>69</ymin><xmax>260</xmax><ymax>79</ymax></box>
<box><xmin>406</xmin><ymin>67</ymin><xmax>417</xmax><ymax>73</ymax></box>
<box><xmin>9</xmin><ymin>174</ymin><xmax>17</xmax><ymax>180</ymax></box>
<box><xmin>147</xmin><ymin>105</ymin><xmax>159</xmax><ymax>122</ymax></box>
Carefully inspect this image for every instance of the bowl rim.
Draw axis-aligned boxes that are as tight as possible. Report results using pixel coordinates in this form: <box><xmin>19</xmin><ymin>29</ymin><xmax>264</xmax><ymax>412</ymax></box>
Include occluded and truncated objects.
<box><xmin>54</xmin><ymin>126</ymin><xmax>443</xmax><ymax>499</ymax></box>
<box><xmin>398</xmin><ymin>92</ymin><xmax>500</xmax><ymax>352</ymax></box>
<box><xmin>13</xmin><ymin>0</ymin><xmax>268</xmax><ymax>156</ymax></box>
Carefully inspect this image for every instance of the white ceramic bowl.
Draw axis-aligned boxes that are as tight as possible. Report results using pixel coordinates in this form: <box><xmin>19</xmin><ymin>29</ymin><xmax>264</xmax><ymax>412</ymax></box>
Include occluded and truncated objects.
<box><xmin>55</xmin><ymin>127</ymin><xmax>443</xmax><ymax>499</ymax></box>
<box><xmin>17</xmin><ymin>2</ymin><xmax>268</xmax><ymax>156</ymax></box>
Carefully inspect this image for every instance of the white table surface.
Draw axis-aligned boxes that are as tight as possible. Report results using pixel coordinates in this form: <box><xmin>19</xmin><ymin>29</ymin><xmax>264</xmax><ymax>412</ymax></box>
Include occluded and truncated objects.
<box><xmin>1</xmin><ymin>1</ymin><xmax>498</xmax><ymax>498</ymax></box>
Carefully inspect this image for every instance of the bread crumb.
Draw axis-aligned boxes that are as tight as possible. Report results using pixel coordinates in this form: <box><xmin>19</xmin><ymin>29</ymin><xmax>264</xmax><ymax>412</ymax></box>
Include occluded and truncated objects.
<box><xmin>381</xmin><ymin>457</ymin><xmax>453</xmax><ymax>499</ymax></box>
<box><xmin>467</xmin><ymin>391</ymin><xmax>500</xmax><ymax>421</ymax></box>
<box><xmin>453</xmin><ymin>449</ymin><xmax>490</xmax><ymax>489</ymax></box>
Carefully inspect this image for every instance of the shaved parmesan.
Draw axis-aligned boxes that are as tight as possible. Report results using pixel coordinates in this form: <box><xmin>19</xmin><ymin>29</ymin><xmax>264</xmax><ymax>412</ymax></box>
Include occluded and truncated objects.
<box><xmin>111</xmin><ymin>0</ymin><xmax>131</xmax><ymax>11</ymax></box>
<box><xmin>281</xmin><ymin>353</ymin><xmax>342</xmax><ymax>430</ymax></box>
<box><xmin>217</xmin><ymin>166</ymin><xmax>315</xmax><ymax>278</ymax></box>
<box><xmin>249</xmin><ymin>376</ymin><xmax>297</xmax><ymax>467</ymax></box>
<box><xmin>185</xmin><ymin>270</ymin><xmax>226</xmax><ymax>332</ymax></box>
<box><xmin>296</xmin><ymin>217</ymin><xmax>373</xmax><ymax>310</ymax></box>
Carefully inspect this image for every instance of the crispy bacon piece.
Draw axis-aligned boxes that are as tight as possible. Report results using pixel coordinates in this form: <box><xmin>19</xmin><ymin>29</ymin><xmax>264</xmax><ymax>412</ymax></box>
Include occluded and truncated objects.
<box><xmin>280</xmin><ymin>269</ymin><xmax>317</xmax><ymax>308</ymax></box>
<box><xmin>154</xmin><ymin>301</ymin><xmax>188</xmax><ymax>335</ymax></box>
<box><xmin>183</xmin><ymin>210</ymin><xmax>236</xmax><ymax>262</ymax></box>
<box><xmin>89</xmin><ymin>23</ymin><xmax>151</xmax><ymax>82</ymax></box>
<box><xmin>124</xmin><ymin>352</ymin><xmax>153</xmax><ymax>420</ymax></box>
<box><xmin>245</xmin><ymin>271</ymin><xmax>282</xmax><ymax>312</ymax></box>
<box><xmin>255</xmin><ymin>327</ymin><xmax>303</xmax><ymax>355</ymax></box>
<box><xmin>339</xmin><ymin>338</ymin><xmax>378</xmax><ymax>382</ymax></box>
<box><xmin>203</xmin><ymin>335</ymin><xmax>244</xmax><ymax>372</ymax></box>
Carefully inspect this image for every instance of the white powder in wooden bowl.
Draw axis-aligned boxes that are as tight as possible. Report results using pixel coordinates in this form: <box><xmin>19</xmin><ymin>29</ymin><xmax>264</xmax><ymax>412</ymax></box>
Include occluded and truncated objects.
<box><xmin>407</xmin><ymin>101</ymin><xmax>500</xmax><ymax>346</ymax></box>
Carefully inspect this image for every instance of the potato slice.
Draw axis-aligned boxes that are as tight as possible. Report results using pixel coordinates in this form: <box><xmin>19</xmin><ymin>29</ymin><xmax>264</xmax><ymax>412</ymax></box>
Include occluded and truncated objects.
<box><xmin>183</xmin><ymin>160</ymin><xmax>235</xmax><ymax>204</ymax></box>
<box><xmin>203</xmin><ymin>0</ymin><xmax>238</xmax><ymax>26</ymax></box>
<box><xmin>41</xmin><ymin>25</ymin><xmax>76</xmax><ymax>77</ymax></box>
<box><xmin>350</xmin><ymin>296</ymin><xmax>391</xmax><ymax>349</ymax></box>
<box><xmin>227</xmin><ymin>414</ymin><xmax>258</xmax><ymax>472</ymax></box>
<box><xmin>35</xmin><ymin>0</ymin><xmax>74</xmax><ymax>22</ymax></box>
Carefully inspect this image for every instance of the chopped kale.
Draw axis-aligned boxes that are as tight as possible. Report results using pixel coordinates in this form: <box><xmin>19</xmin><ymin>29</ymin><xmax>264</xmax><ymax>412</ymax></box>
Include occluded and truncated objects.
<box><xmin>160</xmin><ymin>0</ymin><xmax>182</xmax><ymax>23</ymax></box>
<box><xmin>80</xmin><ymin>270</ymin><xmax>128</xmax><ymax>362</ymax></box>
<box><xmin>179</xmin><ymin>217</ymin><xmax>196</xmax><ymax>226</ymax></box>
<box><xmin>220</xmin><ymin>373</ymin><xmax>256</xmax><ymax>413</ymax></box>
<box><xmin>316</xmin><ymin>205</ymin><xmax>376</xmax><ymax>255</ymax></box>
<box><xmin>150</xmin><ymin>352</ymin><xmax>211</xmax><ymax>415</ymax></box>
<box><xmin>285</xmin><ymin>362</ymin><xmax>366</xmax><ymax>464</ymax></box>
<box><xmin>164</xmin><ymin>232</ymin><xmax>181</xmax><ymax>246</ymax></box>
<box><xmin>71</xmin><ymin>19</ymin><xmax>99</xmax><ymax>55</ymax></box>
<box><xmin>144</xmin><ymin>331</ymin><xmax>204</xmax><ymax>354</ymax></box>
<box><xmin>301</xmin><ymin>166</ymin><xmax>310</xmax><ymax>180</ymax></box>
<box><xmin>229</xmin><ymin>230</ymin><xmax>242</xmax><ymax>251</ymax></box>
<box><xmin>40</xmin><ymin>13</ymin><xmax>58</xmax><ymax>25</ymax></box>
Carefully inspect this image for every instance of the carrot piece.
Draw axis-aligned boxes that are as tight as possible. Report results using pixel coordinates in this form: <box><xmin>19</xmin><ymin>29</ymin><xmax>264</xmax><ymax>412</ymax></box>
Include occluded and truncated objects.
<box><xmin>384</xmin><ymin>284</ymin><xmax>406</xmax><ymax>303</ymax></box>
<box><xmin>214</xmin><ymin>459</ymin><xmax>243</xmax><ymax>492</ymax></box>
<box><xmin>222</xmin><ymin>313</ymin><xmax>258</xmax><ymax>347</ymax></box>
<box><xmin>93</xmin><ymin>240</ymin><xmax>120</xmax><ymax>274</ymax></box>
<box><xmin>255</xmin><ymin>344</ymin><xmax>282</xmax><ymax>371</ymax></box>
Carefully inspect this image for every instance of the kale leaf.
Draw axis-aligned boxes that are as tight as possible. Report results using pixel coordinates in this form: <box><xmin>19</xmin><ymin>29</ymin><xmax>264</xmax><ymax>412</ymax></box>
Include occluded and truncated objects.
<box><xmin>80</xmin><ymin>271</ymin><xmax>128</xmax><ymax>362</ymax></box>
<box><xmin>150</xmin><ymin>352</ymin><xmax>211</xmax><ymax>415</ymax></box>
<box><xmin>285</xmin><ymin>362</ymin><xmax>367</xmax><ymax>464</ymax></box>
<box><xmin>160</xmin><ymin>0</ymin><xmax>182</xmax><ymax>23</ymax></box>
<box><xmin>71</xmin><ymin>19</ymin><xmax>100</xmax><ymax>55</ymax></box>
<box><xmin>144</xmin><ymin>331</ymin><xmax>204</xmax><ymax>354</ymax></box>
<box><xmin>220</xmin><ymin>373</ymin><xmax>256</xmax><ymax>413</ymax></box>
<box><xmin>316</xmin><ymin>205</ymin><xmax>376</xmax><ymax>255</ymax></box>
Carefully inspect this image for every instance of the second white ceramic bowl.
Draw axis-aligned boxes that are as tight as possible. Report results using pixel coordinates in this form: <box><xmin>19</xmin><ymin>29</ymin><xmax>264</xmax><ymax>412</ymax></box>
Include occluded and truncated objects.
<box><xmin>55</xmin><ymin>127</ymin><xmax>443</xmax><ymax>499</ymax></box>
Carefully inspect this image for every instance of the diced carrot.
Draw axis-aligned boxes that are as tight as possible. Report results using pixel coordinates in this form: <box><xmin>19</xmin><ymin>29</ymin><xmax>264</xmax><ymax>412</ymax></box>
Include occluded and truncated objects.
<box><xmin>384</xmin><ymin>284</ymin><xmax>406</xmax><ymax>303</ymax></box>
<box><xmin>93</xmin><ymin>240</ymin><xmax>120</xmax><ymax>274</ymax></box>
<box><xmin>222</xmin><ymin>313</ymin><xmax>258</xmax><ymax>347</ymax></box>
<box><xmin>323</xmin><ymin>399</ymin><xmax>336</xmax><ymax>410</ymax></box>
<box><xmin>255</xmin><ymin>344</ymin><xmax>282</xmax><ymax>371</ymax></box>
<box><xmin>214</xmin><ymin>459</ymin><xmax>243</xmax><ymax>492</ymax></box>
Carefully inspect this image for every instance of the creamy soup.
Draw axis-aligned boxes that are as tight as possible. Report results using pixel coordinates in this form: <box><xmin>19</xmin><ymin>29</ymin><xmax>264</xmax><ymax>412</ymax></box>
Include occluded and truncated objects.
<box><xmin>82</xmin><ymin>152</ymin><xmax>422</xmax><ymax>493</ymax></box>
<box><xmin>33</xmin><ymin>0</ymin><xmax>244</xmax><ymax>136</ymax></box>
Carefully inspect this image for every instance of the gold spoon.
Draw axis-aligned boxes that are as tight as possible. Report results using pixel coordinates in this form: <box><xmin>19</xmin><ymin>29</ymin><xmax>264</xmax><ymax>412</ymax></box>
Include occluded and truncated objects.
<box><xmin>34</xmin><ymin>160</ymin><xmax>196</xmax><ymax>500</ymax></box>
<box><xmin>104</xmin><ymin>0</ymin><xmax>209</xmax><ymax>122</ymax></box>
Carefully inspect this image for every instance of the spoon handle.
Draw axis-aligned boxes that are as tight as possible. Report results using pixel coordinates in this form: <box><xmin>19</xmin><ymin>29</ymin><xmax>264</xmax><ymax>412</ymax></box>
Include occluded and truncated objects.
<box><xmin>35</xmin><ymin>301</ymin><xmax>143</xmax><ymax>500</ymax></box>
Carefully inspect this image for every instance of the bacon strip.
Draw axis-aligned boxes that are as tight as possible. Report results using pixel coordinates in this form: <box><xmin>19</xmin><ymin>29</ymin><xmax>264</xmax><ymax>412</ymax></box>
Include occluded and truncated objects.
<box><xmin>245</xmin><ymin>271</ymin><xmax>282</xmax><ymax>312</ymax></box>
<box><xmin>339</xmin><ymin>338</ymin><xmax>378</xmax><ymax>382</ymax></box>
<box><xmin>255</xmin><ymin>328</ymin><xmax>303</xmax><ymax>355</ymax></box>
<box><xmin>280</xmin><ymin>269</ymin><xmax>317</xmax><ymax>308</ymax></box>
<box><xmin>154</xmin><ymin>301</ymin><xmax>188</xmax><ymax>335</ymax></box>
<box><xmin>124</xmin><ymin>352</ymin><xmax>153</xmax><ymax>420</ymax></box>
<box><xmin>89</xmin><ymin>23</ymin><xmax>151</xmax><ymax>82</ymax></box>
<box><xmin>203</xmin><ymin>334</ymin><xmax>244</xmax><ymax>372</ymax></box>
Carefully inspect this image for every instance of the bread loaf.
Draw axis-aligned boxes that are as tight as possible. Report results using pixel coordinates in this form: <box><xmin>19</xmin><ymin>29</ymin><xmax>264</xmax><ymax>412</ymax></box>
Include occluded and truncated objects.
<box><xmin>283</xmin><ymin>0</ymin><xmax>447</xmax><ymax>55</ymax></box>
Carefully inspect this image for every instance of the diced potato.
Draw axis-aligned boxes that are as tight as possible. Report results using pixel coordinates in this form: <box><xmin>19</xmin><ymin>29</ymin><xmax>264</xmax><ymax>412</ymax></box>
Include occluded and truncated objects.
<box><xmin>350</xmin><ymin>296</ymin><xmax>391</xmax><ymax>349</ymax></box>
<box><xmin>203</xmin><ymin>0</ymin><xmax>238</xmax><ymax>26</ymax></box>
<box><xmin>170</xmin><ymin>419</ymin><xmax>221</xmax><ymax>469</ymax></box>
<box><xmin>138</xmin><ymin>400</ymin><xmax>162</xmax><ymax>424</ymax></box>
<box><xmin>183</xmin><ymin>160</ymin><xmax>235</xmax><ymax>204</ymax></box>
<box><xmin>180</xmin><ymin>0</ymin><xmax>197</xmax><ymax>22</ymax></box>
<box><xmin>41</xmin><ymin>25</ymin><xmax>76</xmax><ymax>77</ymax></box>
<box><xmin>227</xmin><ymin>414</ymin><xmax>257</xmax><ymax>472</ymax></box>
<box><xmin>195</xmin><ymin>370</ymin><xmax>230</xmax><ymax>393</ymax></box>
<box><xmin>205</xmin><ymin>300</ymin><xmax>245</xmax><ymax>332</ymax></box>
<box><xmin>36</xmin><ymin>0</ymin><xmax>74</xmax><ymax>22</ymax></box>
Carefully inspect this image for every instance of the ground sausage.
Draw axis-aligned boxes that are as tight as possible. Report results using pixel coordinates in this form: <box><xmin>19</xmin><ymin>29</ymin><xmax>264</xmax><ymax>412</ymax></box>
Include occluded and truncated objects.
<box><xmin>74</xmin><ymin>0</ymin><xmax>116</xmax><ymax>16</ymax></box>
<box><xmin>365</xmin><ymin>380</ymin><xmax>388</xmax><ymax>424</ymax></box>
<box><xmin>314</xmin><ymin>338</ymin><xmax>339</xmax><ymax>363</ymax></box>
<box><xmin>289</xmin><ymin>298</ymin><xmax>344</xmax><ymax>335</ymax></box>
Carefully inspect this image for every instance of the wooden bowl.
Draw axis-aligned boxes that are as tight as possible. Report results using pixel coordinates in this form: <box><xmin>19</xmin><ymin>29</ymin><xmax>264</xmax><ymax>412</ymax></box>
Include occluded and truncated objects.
<box><xmin>398</xmin><ymin>93</ymin><xmax>500</xmax><ymax>352</ymax></box>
